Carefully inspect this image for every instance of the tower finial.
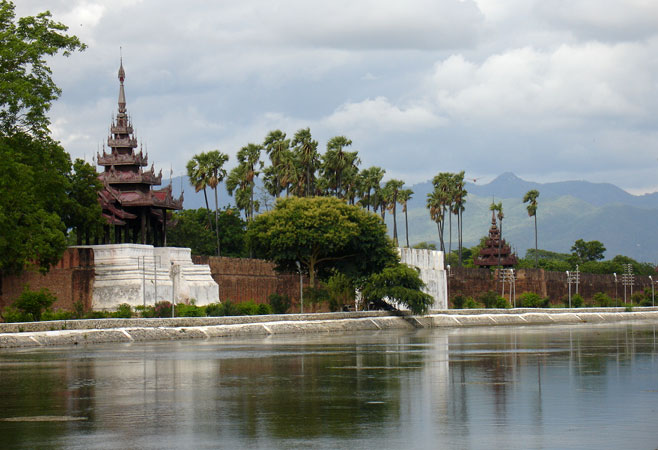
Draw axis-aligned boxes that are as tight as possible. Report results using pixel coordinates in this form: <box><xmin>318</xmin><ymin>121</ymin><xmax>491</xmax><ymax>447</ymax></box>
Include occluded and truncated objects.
<box><xmin>118</xmin><ymin>53</ymin><xmax>126</xmax><ymax>114</ymax></box>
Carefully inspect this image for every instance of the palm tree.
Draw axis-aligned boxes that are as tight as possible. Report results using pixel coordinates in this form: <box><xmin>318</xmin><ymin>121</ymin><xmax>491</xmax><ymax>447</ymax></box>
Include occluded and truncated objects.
<box><xmin>322</xmin><ymin>136</ymin><xmax>352</xmax><ymax>196</ymax></box>
<box><xmin>523</xmin><ymin>189</ymin><xmax>540</xmax><ymax>268</ymax></box>
<box><xmin>427</xmin><ymin>187</ymin><xmax>446</xmax><ymax>254</ymax></box>
<box><xmin>291</xmin><ymin>128</ymin><xmax>319</xmax><ymax>197</ymax></box>
<box><xmin>226</xmin><ymin>143</ymin><xmax>263</xmax><ymax>222</ymax></box>
<box><xmin>384</xmin><ymin>179</ymin><xmax>404</xmax><ymax>246</ymax></box>
<box><xmin>205</xmin><ymin>150</ymin><xmax>229</xmax><ymax>256</ymax></box>
<box><xmin>263</xmin><ymin>130</ymin><xmax>289</xmax><ymax>198</ymax></box>
<box><xmin>186</xmin><ymin>153</ymin><xmax>213</xmax><ymax>230</ymax></box>
<box><xmin>398</xmin><ymin>188</ymin><xmax>413</xmax><ymax>247</ymax></box>
<box><xmin>357</xmin><ymin>166</ymin><xmax>385</xmax><ymax>211</ymax></box>
<box><xmin>452</xmin><ymin>171</ymin><xmax>467</xmax><ymax>265</ymax></box>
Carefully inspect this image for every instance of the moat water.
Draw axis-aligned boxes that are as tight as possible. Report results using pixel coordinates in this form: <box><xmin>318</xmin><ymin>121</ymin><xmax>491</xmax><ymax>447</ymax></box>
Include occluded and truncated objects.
<box><xmin>1</xmin><ymin>322</ymin><xmax>657</xmax><ymax>449</ymax></box>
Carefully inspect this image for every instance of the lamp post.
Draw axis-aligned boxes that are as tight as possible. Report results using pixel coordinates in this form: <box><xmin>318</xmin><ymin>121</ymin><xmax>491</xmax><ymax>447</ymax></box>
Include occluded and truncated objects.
<box><xmin>295</xmin><ymin>261</ymin><xmax>303</xmax><ymax>314</ymax></box>
<box><xmin>613</xmin><ymin>273</ymin><xmax>618</xmax><ymax>307</ymax></box>
<box><xmin>566</xmin><ymin>271</ymin><xmax>571</xmax><ymax>308</ymax></box>
<box><xmin>650</xmin><ymin>275</ymin><xmax>655</xmax><ymax>307</ymax></box>
<box><xmin>446</xmin><ymin>265</ymin><xmax>451</xmax><ymax>308</ymax></box>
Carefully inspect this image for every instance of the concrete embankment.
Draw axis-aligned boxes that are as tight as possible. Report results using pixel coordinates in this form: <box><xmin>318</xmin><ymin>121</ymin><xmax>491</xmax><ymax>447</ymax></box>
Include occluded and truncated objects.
<box><xmin>1</xmin><ymin>308</ymin><xmax>657</xmax><ymax>348</ymax></box>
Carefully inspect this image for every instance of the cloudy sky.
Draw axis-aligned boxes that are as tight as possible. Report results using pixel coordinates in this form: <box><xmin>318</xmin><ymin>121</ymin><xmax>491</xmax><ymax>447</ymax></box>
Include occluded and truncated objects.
<box><xmin>16</xmin><ymin>0</ymin><xmax>658</xmax><ymax>194</ymax></box>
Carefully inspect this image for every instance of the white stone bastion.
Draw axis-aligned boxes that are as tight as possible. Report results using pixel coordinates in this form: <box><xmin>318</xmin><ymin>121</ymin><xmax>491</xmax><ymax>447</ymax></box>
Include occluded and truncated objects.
<box><xmin>398</xmin><ymin>247</ymin><xmax>448</xmax><ymax>310</ymax></box>
<box><xmin>74</xmin><ymin>244</ymin><xmax>219</xmax><ymax>310</ymax></box>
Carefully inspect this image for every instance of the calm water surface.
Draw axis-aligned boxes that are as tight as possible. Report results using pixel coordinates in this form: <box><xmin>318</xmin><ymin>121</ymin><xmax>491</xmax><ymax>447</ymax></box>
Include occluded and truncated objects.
<box><xmin>1</xmin><ymin>322</ymin><xmax>658</xmax><ymax>449</ymax></box>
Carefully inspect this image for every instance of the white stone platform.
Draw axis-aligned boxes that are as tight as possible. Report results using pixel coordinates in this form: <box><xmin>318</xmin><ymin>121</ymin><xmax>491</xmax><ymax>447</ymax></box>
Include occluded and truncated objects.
<box><xmin>398</xmin><ymin>247</ymin><xmax>448</xmax><ymax>310</ymax></box>
<box><xmin>73</xmin><ymin>244</ymin><xmax>219</xmax><ymax>310</ymax></box>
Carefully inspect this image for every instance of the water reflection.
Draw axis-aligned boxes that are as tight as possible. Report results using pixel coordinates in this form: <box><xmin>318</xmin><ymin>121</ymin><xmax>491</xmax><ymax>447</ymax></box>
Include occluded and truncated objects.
<box><xmin>1</xmin><ymin>323</ymin><xmax>657</xmax><ymax>449</ymax></box>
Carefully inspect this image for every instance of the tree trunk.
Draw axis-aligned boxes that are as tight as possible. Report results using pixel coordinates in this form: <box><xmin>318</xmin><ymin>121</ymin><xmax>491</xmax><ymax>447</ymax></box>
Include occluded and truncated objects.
<box><xmin>203</xmin><ymin>187</ymin><xmax>212</xmax><ymax>230</ymax></box>
<box><xmin>392</xmin><ymin>199</ymin><xmax>398</xmax><ymax>246</ymax></box>
<box><xmin>534</xmin><ymin>213</ymin><xmax>538</xmax><ymax>268</ymax></box>
<box><xmin>214</xmin><ymin>187</ymin><xmax>220</xmax><ymax>256</ymax></box>
<box><xmin>457</xmin><ymin>210</ymin><xmax>462</xmax><ymax>266</ymax></box>
<box><xmin>448</xmin><ymin>211</ymin><xmax>452</xmax><ymax>261</ymax></box>
<box><xmin>405</xmin><ymin>208</ymin><xmax>409</xmax><ymax>248</ymax></box>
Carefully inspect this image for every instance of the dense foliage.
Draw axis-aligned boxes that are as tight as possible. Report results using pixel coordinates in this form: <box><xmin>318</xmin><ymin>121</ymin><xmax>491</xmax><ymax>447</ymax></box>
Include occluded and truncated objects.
<box><xmin>167</xmin><ymin>208</ymin><xmax>246</xmax><ymax>257</ymax></box>
<box><xmin>360</xmin><ymin>263</ymin><xmax>434</xmax><ymax>315</ymax></box>
<box><xmin>247</xmin><ymin>196</ymin><xmax>398</xmax><ymax>285</ymax></box>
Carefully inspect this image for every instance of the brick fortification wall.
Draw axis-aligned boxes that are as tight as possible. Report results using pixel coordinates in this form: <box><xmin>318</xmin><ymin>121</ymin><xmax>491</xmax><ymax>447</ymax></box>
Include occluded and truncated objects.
<box><xmin>193</xmin><ymin>256</ymin><xmax>305</xmax><ymax>306</ymax></box>
<box><xmin>449</xmin><ymin>267</ymin><xmax>655</xmax><ymax>305</ymax></box>
<box><xmin>0</xmin><ymin>248</ymin><xmax>95</xmax><ymax>312</ymax></box>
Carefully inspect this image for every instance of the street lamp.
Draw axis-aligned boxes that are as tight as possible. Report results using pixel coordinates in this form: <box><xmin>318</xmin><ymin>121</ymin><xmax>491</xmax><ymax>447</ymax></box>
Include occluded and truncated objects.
<box><xmin>650</xmin><ymin>275</ymin><xmax>655</xmax><ymax>307</ymax></box>
<box><xmin>613</xmin><ymin>273</ymin><xmax>618</xmax><ymax>307</ymax></box>
<box><xmin>446</xmin><ymin>265</ymin><xmax>451</xmax><ymax>308</ymax></box>
<box><xmin>566</xmin><ymin>271</ymin><xmax>571</xmax><ymax>308</ymax></box>
<box><xmin>295</xmin><ymin>261</ymin><xmax>303</xmax><ymax>314</ymax></box>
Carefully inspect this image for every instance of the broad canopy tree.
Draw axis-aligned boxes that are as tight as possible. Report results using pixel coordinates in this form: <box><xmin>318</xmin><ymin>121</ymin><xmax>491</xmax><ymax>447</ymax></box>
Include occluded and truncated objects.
<box><xmin>0</xmin><ymin>2</ymin><xmax>87</xmax><ymax>278</ymax></box>
<box><xmin>247</xmin><ymin>196</ymin><xmax>398</xmax><ymax>287</ymax></box>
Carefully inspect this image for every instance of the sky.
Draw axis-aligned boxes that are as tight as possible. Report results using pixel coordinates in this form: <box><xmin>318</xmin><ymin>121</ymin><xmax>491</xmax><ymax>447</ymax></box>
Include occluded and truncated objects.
<box><xmin>15</xmin><ymin>0</ymin><xmax>658</xmax><ymax>194</ymax></box>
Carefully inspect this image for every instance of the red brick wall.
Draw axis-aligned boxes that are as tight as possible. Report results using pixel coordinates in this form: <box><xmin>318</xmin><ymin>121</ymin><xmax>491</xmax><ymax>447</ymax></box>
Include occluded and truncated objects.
<box><xmin>448</xmin><ymin>267</ymin><xmax>654</xmax><ymax>305</ymax></box>
<box><xmin>0</xmin><ymin>248</ymin><xmax>95</xmax><ymax>312</ymax></box>
<box><xmin>193</xmin><ymin>256</ymin><xmax>308</xmax><ymax>308</ymax></box>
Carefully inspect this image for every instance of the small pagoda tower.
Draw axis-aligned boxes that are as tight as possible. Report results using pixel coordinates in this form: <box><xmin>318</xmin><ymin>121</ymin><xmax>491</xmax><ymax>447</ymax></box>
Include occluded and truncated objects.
<box><xmin>97</xmin><ymin>60</ymin><xmax>183</xmax><ymax>245</ymax></box>
<box><xmin>474</xmin><ymin>211</ymin><xmax>518</xmax><ymax>268</ymax></box>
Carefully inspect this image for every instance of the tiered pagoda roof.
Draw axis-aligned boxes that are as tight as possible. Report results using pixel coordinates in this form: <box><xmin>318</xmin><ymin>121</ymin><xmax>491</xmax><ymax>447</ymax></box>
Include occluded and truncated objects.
<box><xmin>474</xmin><ymin>211</ymin><xmax>518</xmax><ymax>268</ymax></box>
<box><xmin>97</xmin><ymin>60</ymin><xmax>182</xmax><ymax>244</ymax></box>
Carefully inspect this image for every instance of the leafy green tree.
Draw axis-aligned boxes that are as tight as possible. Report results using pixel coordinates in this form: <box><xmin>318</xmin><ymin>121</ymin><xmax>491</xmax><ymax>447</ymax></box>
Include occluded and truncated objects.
<box><xmin>66</xmin><ymin>159</ymin><xmax>103</xmax><ymax>244</ymax></box>
<box><xmin>360</xmin><ymin>264</ymin><xmax>434</xmax><ymax>315</ymax></box>
<box><xmin>0</xmin><ymin>1</ymin><xmax>86</xmax><ymax>137</ymax></box>
<box><xmin>571</xmin><ymin>239</ymin><xmax>606</xmax><ymax>263</ymax></box>
<box><xmin>168</xmin><ymin>208</ymin><xmax>246</xmax><ymax>257</ymax></box>
<box><xmin>413</xmin><ymin>242</ymin><xmax>437</xmax><ymax>250</ymax></box>
<box><xmin>12</xmin><ymin>287</ymin><xmax>57</xmax><ymax>321</ymax></box>
<box><xmin>247</xmin><ymin>196</ymin><xmax>398</xmax><ymax>286</ymax></box>
<box><xmin>523</xmin><ymin>189</ymin><xmax>540</xmax><ymax>268</ymax></box>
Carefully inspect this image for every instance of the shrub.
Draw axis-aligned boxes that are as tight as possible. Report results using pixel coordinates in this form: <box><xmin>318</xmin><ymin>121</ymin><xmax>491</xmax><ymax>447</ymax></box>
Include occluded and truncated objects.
<box><xmin>205</xmin><ymin>302</ymin><xmax>223</xmax><ymax>316</ymax></box>
<box><xmin>73</xmin><ymin>300</ymin><xmax>86</xmax><ymax>319</ymax></box>
<box><xmin>176</xmin><ymin>303</ymin><xmax>204</xmax><ymax>317</ymax></box>
<box><xmin>463</xmin><ymin>297</ymin><xmax>482</xmax><ymax>309</ymax></box>
<box><xmin>631</xmin><ymin>292</ymin><xmax>646</xmax><ymax>305</ymax></box>
<box><xmin>452</xmin><ymin>294</ymin><xmax>467</xmax><ymax>309</ymax></box>
<box><xmin>478</xmin><ymin>290</ymin><xmax>500</xmax><ymax>309</ymax></box>
<box><xmin>571</xmin><ymin>294</ymin><xmax>584</xmax><ymax>308</ymax></box>
<box><xmin>113</xmin><ymin>303</ymin><xmax>133</xmax><ymax>318</ymax></box>
<box><xmin>13</xmin><ymin>288</ymin><xmax>57</xmax><ymax>321</ymax></box>
<box><xmin>593</xmin><ymin>292</ymin><xmax>613</xmax><ymax>307</ymax></box>
<box><xmin>257</xmin><ymin>303</ymin><xmax>272</xmax><ymax>315</ymax></box>
<box><xmin>268</xmin><ymin>293</ymin><xmax>291</xmax><ymax>314</ymax></box>
<box><xmin>41</xmin><ymin>310</ymin><xmax>74</xmax><ymax>321</ymax></box>
<box><xmin>135</xmin><ymin>305</ymin><xmax>155</xmax><ymax>318</ymax></box>
<box><xmin>494</xmin><ymin>297</ymin><xmax>511</xmax><ymax>309</ymax></box>
<box><xmin>85</xmin><ymin>311</ymin><xmax>111</xmax><ymax>319</ymax></box>
<box><xmin>154</xmin><ymin>301</ymin><xmax>172</xmax><ymax>318</ymax></box>
<box><xmin>518</xmin><ymin>292</ymin><xmax>550</xmax><ymax>308</ymax></box>
<box><xmin>326</xmin><ymin>272</ymin><xmax>354</xmax><ymax>312</ymax></box>
<box><xmin>236</xmin><ymin>300</ymin><xmax>259</xmax><ymax>316</ymax></box>
<box><xmin>222</xmin><ymin>300</ymin><xmax>238</xmax><ymax>316</ymax></box>
<box><xmin>1</xmin><ymin>306</ymin><xmax>31</xmax><ymax>323</ymax></box>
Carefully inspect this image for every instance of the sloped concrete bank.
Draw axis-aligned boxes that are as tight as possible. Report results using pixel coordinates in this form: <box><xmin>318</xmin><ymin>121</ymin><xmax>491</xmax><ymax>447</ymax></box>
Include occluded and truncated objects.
<box><xmin>1</xmin><ymin>309</ymin><xmax>657</xmax><ymax>348</ymax></box>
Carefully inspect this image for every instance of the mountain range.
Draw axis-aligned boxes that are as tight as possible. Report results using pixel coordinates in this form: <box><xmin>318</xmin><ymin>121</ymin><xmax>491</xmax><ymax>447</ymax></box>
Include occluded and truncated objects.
<box><xmin>168</xmin><ymin>172</ymin><xmax>658</xmax><ymax>263</ymax></box>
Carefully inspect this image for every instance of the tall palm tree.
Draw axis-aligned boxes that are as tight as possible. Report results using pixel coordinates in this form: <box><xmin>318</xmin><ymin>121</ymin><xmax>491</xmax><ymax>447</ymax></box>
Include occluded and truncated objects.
<box><xmin>427</xmin><ymin>173</ymin><xmax>453</xmax><ymax>255</ymax></box>
<box><xmin>291</xmin><ymin>128</ymin><xmax>319</xmax><ymax>197</ymax></box>
<box><xmin>186</xmin><ymin>153</ymin><xmax>212</xmax><ymax>230</ymax></box>
<box><xmin>398</xmin><ymin>188</ymin><xmax>413</xmax><ymax>248</ymax></box>
<box><xmin>384</xmin><ymin>179</ymin><xmax>404</xmax><ymax>246</ymax></box>
<box><xmin>322</xmin><ymin>136</ymin><xmax>353</xmax><ymax>196</ymax></box>
<box><xmin>263</xmin><ymin>130</ymin><xmax>289</xmax><ymax>198</ymax></box>
<box><xmin>205</xmin><ymin>150</ymin><xmax>229</xmax><ymax>256</ymax></box>
<box><xmin>452</xmin><ymin>171</ymin><xmax>467</xmax><ymax>265</ymax></box>
<box><xmin>226</xmin><ymin>143</ymin><xmax>263</xmax><ymax>222</ymax></box>
<box><xmin>523</xmin><ymin>189</ymin><xmax>540</xmax><ymax>268</ymax></box>
<box><xmin>357</xmin><ymin>166</ymin><xmax>385</xmax><ymax>211</ymax></box>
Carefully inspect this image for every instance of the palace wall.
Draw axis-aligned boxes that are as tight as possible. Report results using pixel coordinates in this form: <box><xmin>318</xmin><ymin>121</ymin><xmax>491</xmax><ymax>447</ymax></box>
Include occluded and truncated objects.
<box><xmin>0</xmin><ymin>248</ymin><xmax>95</xmax><ymax>312</ymax></box>
<box><xmin>2</xmin><ymin>250</ymin><xmax>655</xmax><ymax>315</ymax></box>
